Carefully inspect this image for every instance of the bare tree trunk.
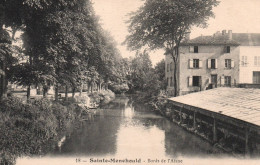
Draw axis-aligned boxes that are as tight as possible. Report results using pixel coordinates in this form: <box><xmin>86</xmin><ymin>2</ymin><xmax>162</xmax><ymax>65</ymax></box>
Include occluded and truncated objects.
<box><xmin>72</xmin><ymin>87</ymin><xmax>75</xmax><ymax>98</ymax></box>
<box><xmin>65</xmin><ymin>85</ymin><xmax>68</xmax><ymax>100</ymax></box>
<box><xmin>0</xmin><ymin>61</ymin><xmax>7</xmax><ymax>99</ymax></box>
<box><xmin>43</xmin><ymin>87</ymin><xmax>48</xmax><ymax>98</ymax></box>
<box><xmin>79</xmin><ymin>83</ymin><xmax>83</xmax><ymax>96</ymax></box>
<box><xmin>26</xmin><ymin>85</ymin><xmax>31</xmax><ymax>100</ymax></box>
<box><xmin>171</xmin><ymin>48</ymin><xmax>179</xmax><ymax>97</ymax></box>
<box><xmin>87</xmin><ymin>82</ymin><xmax>90</xmax><ymax>93</ymax></box>
<box><xmin>55</xmin><ymin>84</ymin><xmax>59</xmax><ymax>101</ymax></box>
<box><xmin>90</xmin><ymin>83</ymin><xmax>93</xmax><ymax>93</ymax></box>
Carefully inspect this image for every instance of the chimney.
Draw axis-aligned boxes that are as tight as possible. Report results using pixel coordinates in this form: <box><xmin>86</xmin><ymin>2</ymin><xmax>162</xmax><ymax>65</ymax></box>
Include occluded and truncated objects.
<box><xmin>215</xmin><ymin>31</ymin><xmax>221</xmax><ymax>36</ymax></box>
<box><xmin>228</xmin><ymin>30</ymin><xmax>232</xmax><ymax>40</ymax></box>
<box><xmin>222</xmin><ymin>30</ymin><xmax>226</xmax><ymax>35</ymax></box>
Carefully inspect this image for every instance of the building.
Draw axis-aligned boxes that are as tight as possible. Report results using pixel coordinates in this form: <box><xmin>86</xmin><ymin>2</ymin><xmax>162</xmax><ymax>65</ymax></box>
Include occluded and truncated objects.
<box><xmin>232</xmin><ymin>33</ymin><xmax>260</xmax><ymax>84</ymax></box>
<box><xmin>166</xmin><ymin>30</ymin><xmax>260</xmax><ymax>96</ymax></box>
<box><xmin>166</xmin><ymin>30</ymin><xmax>240</xmax><ymax>96</ymax></box>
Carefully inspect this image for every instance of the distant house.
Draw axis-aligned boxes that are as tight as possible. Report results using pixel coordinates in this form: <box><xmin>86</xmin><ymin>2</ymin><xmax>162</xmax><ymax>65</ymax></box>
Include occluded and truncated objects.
<box><xmin>233</xmin><ymin>33</ymin><xmax>260</xmax><ymax>84</ymax></box>
<box><xmin>165</xmin><ymin>30</ymin><xmax>260</xmax><ymax>96</ymax></box>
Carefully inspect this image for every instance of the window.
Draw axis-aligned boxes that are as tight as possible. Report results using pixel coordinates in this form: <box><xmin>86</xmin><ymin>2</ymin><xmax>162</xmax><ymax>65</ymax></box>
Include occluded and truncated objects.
<box><xmin>194</xmin><ymin>46</ymin><xmax>198</xmax><ymax>53</ymax></box>
<box><xmin>224</xmin><ymin>76</ymin><xmax>231</xmax><ymax>86</ymax></box>
<box><xmin>241</xmin><ymin>56</ymin><xmax>248</xmax><ymax>67</ymax></box>
<box><xmin>167</xmin><ymin>78</ymin><xmax>169</xmax><ymax>86</ymax></box>
<box><xmin>211</xmin><ymin>59</ymin><xmax>216</xmax><ymax>69</ymax></box>
<box><xmin>193</xmin><ymin>59</ymin><xmax>199</xmax><ymax>68</ymax></box>
<box><xmin>226</xmin><ymin>46</ymin><xmax>230</xmax><ymax>53</ymax></box>
<box><xmin>254</xmin><ymin>56</ymin><xmax>260</xmax><ymax>66</ymax></box>
<box><xmin>225</xmin><ymin>59</ymin><xmax>234</xmax><ymax>69</ymax></box>
<box><xmin>193</xmin><ymin>76</ymin><xmax>201</xmax><ymax>87</ymax></box>
<box><xmin>253</xmin><ymin>72</ymin><xmax>260</xmax><ymax>84</ymax></box>
<box><xmin>208</xmin><ymin>59</ymin><xmax>217</xmax><ymax>69</ymax></box>
<box><xmin>189</xmin><ymin>59</ymin><xmax>202</xmax><ymax>69</ymax></box>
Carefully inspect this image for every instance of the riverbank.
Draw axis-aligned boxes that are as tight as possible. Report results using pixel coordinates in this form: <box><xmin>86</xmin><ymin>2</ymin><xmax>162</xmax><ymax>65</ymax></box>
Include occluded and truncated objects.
<box><xmin>16</xmin><ymin>95</ymin><xmax>228</xmax><ymax>164</ymax></box>
<box><xmin>0</xmin><ymin>90</ymin><xmax>115</xmax><ymax>165</ymax></box>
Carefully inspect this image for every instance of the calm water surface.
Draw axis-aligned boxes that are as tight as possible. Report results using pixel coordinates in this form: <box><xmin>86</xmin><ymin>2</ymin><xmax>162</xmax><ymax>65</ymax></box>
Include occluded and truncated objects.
<box><xmin>17</xmin><ymin>96</ymin><xmax>225</xmax><ymax>164</ymax></box>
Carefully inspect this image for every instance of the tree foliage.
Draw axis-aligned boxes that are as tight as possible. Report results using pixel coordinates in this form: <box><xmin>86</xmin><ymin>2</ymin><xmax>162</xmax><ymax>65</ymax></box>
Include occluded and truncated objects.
<box><xmin>125</xmin><ymin>0</ymin><xmax>219</xmax><ymax>96</ymax></box>
<box><xmin>0</xmin><ymin>0</ymin><xmax>127</xmax><ymax>99</ymax></box>
<box><xmin>127</xmin><ymin>50</ymin><xmax>152</xmax><ymax>92</ymax></box>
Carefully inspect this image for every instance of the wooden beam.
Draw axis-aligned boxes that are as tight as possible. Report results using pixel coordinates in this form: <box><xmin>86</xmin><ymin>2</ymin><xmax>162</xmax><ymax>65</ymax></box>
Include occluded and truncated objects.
<box><xmin>245</xmin><ymin>127</ymin><xmax>249</xmax><ymax>156</ymax></box>
<box><xmin>179</xmin><ymin>107</ymin><xmax>183</xmax><ymax>123</ymax></box>
<box><xmin>213</xmin><ymin>118</ymin><xmax>217</xmax><ymax>142</ymax></box>
<box><xmin>193</xmin><ymin>111</ymin><xmax>197</xmax><ymax>129</ymax></box>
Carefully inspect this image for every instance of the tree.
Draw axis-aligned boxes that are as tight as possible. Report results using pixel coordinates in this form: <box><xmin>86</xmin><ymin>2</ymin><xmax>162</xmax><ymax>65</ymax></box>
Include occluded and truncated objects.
<box><xmin>154</xmin><ymin>59</ymin><xmax>167</xmax><ymax>90</ymax></box>
<box><xmin>86</xmin><ymin>66</ymin><xmax>99</xmax><ymax>93</ymax></box>
<box><xmin>129</xmin><ymin>50</ymin><xmax>152</xmax><ymax>92</ymax></box>
<box><xmin>1</xmin><ymin>0</ymin><xmax>123</xmax><ymax>100</ymax></box>
<box><xmin>125</xmin><ymin>0</ymin><xmax>219</xmax><ymax>96</ymax></box>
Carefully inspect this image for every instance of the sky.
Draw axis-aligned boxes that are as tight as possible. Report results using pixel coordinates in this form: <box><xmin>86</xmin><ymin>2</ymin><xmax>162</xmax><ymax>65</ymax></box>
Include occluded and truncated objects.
<box><xmin>92</xmin><ymin>0</ymin><xmax>260</xmax><ymax>66</ymax></box>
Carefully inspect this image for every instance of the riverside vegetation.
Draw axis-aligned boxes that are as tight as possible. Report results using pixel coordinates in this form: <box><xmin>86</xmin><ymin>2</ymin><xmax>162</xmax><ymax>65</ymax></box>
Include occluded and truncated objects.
<box><xmin>0</xmin><ymin>90</ymin><xmax>115</xmax><ymax>165</ymax></box>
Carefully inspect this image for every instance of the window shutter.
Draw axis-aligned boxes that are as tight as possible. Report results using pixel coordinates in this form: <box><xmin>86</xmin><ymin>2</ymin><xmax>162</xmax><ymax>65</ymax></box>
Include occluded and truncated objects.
<box><xmin>231</xmin><ymin>60</ymin><xmax>235</xmax><ymax>68</ymax></box>
<box><xmin>199</xmin><ymin>60</ymin><xmax>202</xmax><ymax>68</ymax></box>
<box><xmin>215</xmin><ymin>59</ymin><xmax>218</xmax><ymax>68</ymax></box>
<box><xmin>189</xmin><ymin>59</ymin><xmax>193</xmax><ymax>69</ymax></box>
<box><xmin>189</xmin><ymin>46</ymin><xmax>194</xmax><ymax>53</ymax></box>
<box><xmin>221</xmin><ymin>76</ymin><xmax>225</xmax><ymax>86</ymax></box>
<box><xmin>207</xmin><ymin>59</ymin><xmax>211</xmax><ymax>68</ymax></box>
<box><xmin>188</xmin><ymin>76</ymin><xmax>193</xmax><ymax>87</ymax></box>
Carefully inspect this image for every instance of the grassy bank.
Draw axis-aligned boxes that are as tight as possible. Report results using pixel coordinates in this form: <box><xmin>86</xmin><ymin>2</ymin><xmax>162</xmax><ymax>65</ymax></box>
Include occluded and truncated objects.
<box><xmin>0</xmin><ymin>90</ymin><xmax>115</xmax><ymax>165</ymax></box>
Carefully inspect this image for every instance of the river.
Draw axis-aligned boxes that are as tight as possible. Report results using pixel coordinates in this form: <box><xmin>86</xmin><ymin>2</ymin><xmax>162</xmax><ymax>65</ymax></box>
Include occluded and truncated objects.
<box><xmin>17</xmin><ymin>95</ymin><xmax>229</xmax><ymax>165</ymax></box>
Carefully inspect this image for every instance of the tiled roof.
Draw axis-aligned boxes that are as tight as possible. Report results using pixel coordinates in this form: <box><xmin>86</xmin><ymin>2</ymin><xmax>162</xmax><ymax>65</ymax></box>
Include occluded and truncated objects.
<box><xmin>180</xmin><ymin>35</ymin><xmax>239</xmax><ymax>46</ymax></box>
<box><xmin>168</xmin><ymin>87</ymin><xmax>260</xmax><ymax>128</ymax></box>
<box><xmin>181</xmin><ymin>33</ymin><xmax>260</xmax><ymax>46</ymax></box>
<box><xmin>232</xmin><ymin>33</ymin><xmax>260</xmax><ymax>46</ymax></box>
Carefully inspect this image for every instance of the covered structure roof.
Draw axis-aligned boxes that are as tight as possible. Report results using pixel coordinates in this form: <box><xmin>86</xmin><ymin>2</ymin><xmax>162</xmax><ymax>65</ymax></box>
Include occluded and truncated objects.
<box><xmin>181</xmin><ymin>33</ymin><xmax>260</xmax><ymax>46</ymax></box>
<box><xmin>168</xmin><ymin>88</ymin><xmax>260</xmax><ymax>129</ymax></box>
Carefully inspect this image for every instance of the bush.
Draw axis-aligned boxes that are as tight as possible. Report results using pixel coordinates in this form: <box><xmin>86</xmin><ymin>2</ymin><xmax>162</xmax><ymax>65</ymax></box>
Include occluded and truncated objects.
<box><xmin>109</xmin><ymin>83</ymin><xmax>129</xmax><ymax>94</ymax></box>
<box><xmin>0</xmin><ymin>96</ymin><xmax>85</xmax><ymax>164</ymax></box>
<box><xmin>149</xmin><ymin>95</ymin><xmax>168</xmax><ymax>114</ymax></box>
<box><xmin>74</xmin><ymin>95</ymin><xmax>90</xmax><ymax>104</ymax></box>
<box><xmin>98</xmin><ymin>90</ymin><xmax>115</xmax><ymax>104</ymax></box>
<box><xmin>87</xmin><ymin>90</ymin><xmax>115</xmax><ymax>105</ymax></box>
<box><xmin>0</xmin><ymin>90</ymin><xmax>116</xmax><ymax>164</ymax></box>
<box><xmin>0</xmin><ymin>97</ymin><xmax>59</xmax><ymax>164</ymax></box>
<box><xmin>88</xmin><ymin>92</ymin><xmax>101</xmax><ymax>103</ymax></box>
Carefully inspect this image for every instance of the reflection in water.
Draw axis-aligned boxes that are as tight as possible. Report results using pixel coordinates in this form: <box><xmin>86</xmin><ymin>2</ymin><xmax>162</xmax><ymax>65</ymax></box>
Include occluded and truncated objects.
<box><xmin>116</xmin><ymin>123</ymin><xmax>165</xmax><ymax>158</ymax></box>
<box><xmin>123</xmin><ymin>106</ymin><xmax>135</xmax><ymax>118</ymax></box>
<box><xmin>18</xmin><ymin>95</ymin><xmax>225</xmax><ymax>164</ymax></box>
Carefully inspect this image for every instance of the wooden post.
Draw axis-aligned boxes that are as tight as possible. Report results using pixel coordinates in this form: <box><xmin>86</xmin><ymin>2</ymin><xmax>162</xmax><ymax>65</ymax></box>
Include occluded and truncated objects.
<box><xmin>193</xmin><ymin>112</ymin><xmax>197</xmax><ymax>129</ymax></box>
<box><xmin>245</xmin><ymin>127</ymin><xmax>249</xmax><ymax>156</ymax></box>
<box><xmin>179</xmin><ymin>107</ymin><xmax>183</xmax><ymax>123</ymax></box>
<box><xmin>213</xmin><ymin>118</ymin><xmax>217</xmax><ymax>142</ymax></box>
